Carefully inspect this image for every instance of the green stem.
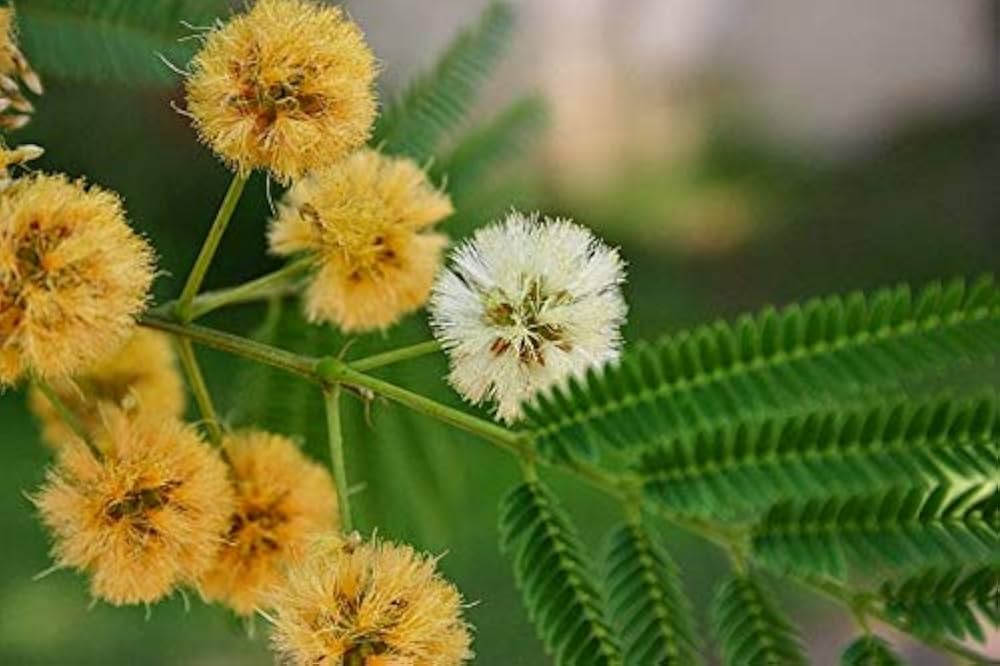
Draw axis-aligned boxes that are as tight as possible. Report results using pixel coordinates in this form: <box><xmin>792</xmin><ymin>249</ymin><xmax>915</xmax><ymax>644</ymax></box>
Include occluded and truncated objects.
<box><xmin>795</xmin><ymin>576</ymin><xmax>989</xmax><ymax>664</ymax></box>
<box><xmin>175</xmin><ymin>338</ymin><xmax>223</xmax><ymax>445</ymax></box>
<box><xmin>350</xmin><ymin>340</ymin><xmax>442</xmax><ymax>372</ymax></box>
<box><xmin>314</xmin><ymin>357</ymin><xmax>532</xmax><ymax>459</ymax></box>
<box><xmin>323</xmin><ymin>386</ymin><xmax>353</xmax><ymax>532</ymax></box>
<box><xmin>186</xmin><ymin>258</ymin><xmax>313</xmax><ymax>320</ymax></box>
<box><xmin>141</xmin><ymin>314</ymin><xmax>316</xmax><ymax>380</ymax></box>
<box><xmin>33</xmin><ymin>378</ymin><xmax>101</xmax><ymax>458</ymax></box>
<box><xmin>175</xmin><ymin>173</ymin><xmax>248</xmax><ymax>322</ymax></box>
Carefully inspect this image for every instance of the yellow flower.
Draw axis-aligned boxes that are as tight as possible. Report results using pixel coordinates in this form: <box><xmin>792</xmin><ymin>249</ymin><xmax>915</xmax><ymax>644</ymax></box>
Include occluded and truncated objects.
<box><xmin>34</xmin><ymin>410</ymin><xmax>235</xmax><ymax>606</ymax></box>
<box><xmin>0</xmin><ymin>6</ymin><xmax>43</xmax><ymax>131</ymax></box>
<box><xmin>27</xmin><ymin>330</ymin><xmax>185</xmax><ymax>448</ymax></box>
<box><xmin>0</xmin><ymin>174</ymin><xmax>155</xmax><ymax>386</ymax></box>
<box><xmin>269</xmin><ymin>535</ymin><xmax>473</xmax><ymax>665</ymax></box>
<box><xmin>269</xmin><ymin>149</ymin><xmax>453</xmax><ymax>332</ymax></box>
<box><xmin>198</xmin><ymin>430</ymin><xmax>338</xmax><ymax>616</ymax></box>
<box><xmin>185</xmin><ymin>0</ymin><xmax>377</xmax><ymax>183</ymax></box>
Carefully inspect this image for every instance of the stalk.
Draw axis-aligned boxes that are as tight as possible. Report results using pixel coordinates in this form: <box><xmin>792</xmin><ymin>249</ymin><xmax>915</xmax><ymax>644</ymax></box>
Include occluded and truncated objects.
<box><xmin>187</xmin><ymin>258</ymin><xmax>312</xmax><ymax>320</ymax></box>
<box><xmin>175</xmin><ymin>173</ymin><xmax>248</xmax><ymax>322</ymax></box>
<box><xmin>324</xmin><ymin>386</ymin><xmax>353</xmax><ymax>532</ymax></box>
<box><xmin>32</xmin><ymin>378</ymin><xmax>101</xmax><ymax>458</ymax></box>
<box><xmin>349</xmin><ymin>340</ymin><xmax>441</xmax><ymax>372</ymax></box>
<box><xmin>175</xmin><ymin>338</ymin><xmax>223</xmax><ymax>445</ymax></box>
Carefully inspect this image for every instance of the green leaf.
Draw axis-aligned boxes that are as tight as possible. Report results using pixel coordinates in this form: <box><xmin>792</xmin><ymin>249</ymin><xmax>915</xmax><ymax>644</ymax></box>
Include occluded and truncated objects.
<box><xmin>879</xmin><ymin>565</ymin><xmax>999</xmax><ymax>643</ymax></box>
<box><xmin>751</xmin><ymin>484</ymin><xmax>997</xmax><ymax>580</ymax></box>
<box><xmin>839</xmin><ymin>636</ymin><xmax>903</xmax><ymax>666</ymax></box>
<box><xmin>525</xmin><ymin>275</ymin><xmax>1000</xmax><ymax>463</ymax></box>
<box><xmin>499</xmin><ymin>480</ymin><xmax>622</xmax><ymax>665</ymax></box>
<box><xmin>431</xmin><ymin>95</ymin><xmax>547</xmax><ymax>201</ymax></box>
<box><xmin>711</xmin><ymin>575</ymin><xmax>808</xmax><ymax>666</ymax></box>
<box><xmin>604</xmin><ymin>519</ymin><xmax>701</xmax><ymax>665</ymax></box>
<box><xmin>639</xmin><ymin>392</ymin><xmax>998</xmax><ymax>519</ymax></box>
<box><xmin>18</xmin><ymin>0</ymin><xmax>227</xmax><ymax>86</ymax></box>
<box><xmin>373</xmin><ymin>1</ymin><xmax>515</xmax><ymax>160</ymax></box>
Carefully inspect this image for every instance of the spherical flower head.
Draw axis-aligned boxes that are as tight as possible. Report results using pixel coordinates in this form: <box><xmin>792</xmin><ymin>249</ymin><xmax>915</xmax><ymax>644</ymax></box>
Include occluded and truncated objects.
<box><xmin>429</xmin><ymin>212</ymin><xmax>627</xmax><ymax>423</ymax></box>
<box><xmin>269</xmin><ymin>535</ymin><xmax>473</xmax><ymax>664</ymax></box>
<box><xmin>185</xmin><ymin>0</ymin><xmax>377</xmax><ymax>183</ymax></box>
<box><xmin>33</xmin><ymin>410</ymin><xmax>235</xmax><ymax>605</ymax></box>
<box><xmin>0</xmin><ymin>7</ymin><xmax>43</xmax><ymax>131</ymax></box>
<box><xmin>269</xmin><ymin>149</ymin><xmax>453</xmax><ymax>332</ymax></box>
<box><xmin>27</xmin><ymin>330</ymin><xmax>185</xmax><ymax>448</ymax></box>
<box><xmin>198</xmin><ymin>430</ymin><xmax>338</xmax><ymax>616</ymax></box>
<box><xmin>0</xmin><ymin>174</ymin><xmax>156</xmax><ymax>387</ymax></box>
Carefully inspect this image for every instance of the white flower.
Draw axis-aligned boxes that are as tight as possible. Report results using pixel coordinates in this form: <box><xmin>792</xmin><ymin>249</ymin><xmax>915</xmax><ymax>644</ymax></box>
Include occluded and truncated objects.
<box><xmin>429</xmin><ymin>211</ymin><xmax>627</xmax><ymax>423</ymax></box>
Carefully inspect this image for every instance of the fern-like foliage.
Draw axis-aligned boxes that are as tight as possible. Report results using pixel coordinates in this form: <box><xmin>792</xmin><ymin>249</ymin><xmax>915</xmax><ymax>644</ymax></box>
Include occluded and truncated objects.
<box><xmin>603</xmin><ymin>520</ymin><xmax>701</xmax><ymax>665</ymax></box>
<box><xmin>499</xmin><ymin>480</ymin><xmax>621</xmax><ymax>665</ymax></box>
<box><xmin>373</xmin><ymin>2</ymin><xmax>515</xmax><ymax>160</ymax></box>
<box><xmin>879</xmin><ymin>565</ymin><xmax>999</xmax><ymax>643</ymax></box>
<box><xmin>524</xmin><ymin>275</ymin><xmax>1000</xmax><ymax>462</ymax></box>
<box><xmin>640</xmin><ymin>392</ymin><xmax>997</xmax><ymax>519</ymax></box>
<box><xmin>431</xmin><ymin>95</ymin><xmax>547</xmax><ymax>201</ymax></box>
<box><xmin>18</xmin><ymin>0</ymin><xmax>227</xmax><ymax>86</ymax></box>
<box><xmin>839</xmin><ymin>636</ymin><xmax>903</xmax><ymax>666</ymax></box>
<box><xmin>711</xmin><ymin>575</ymin><xmax>808</xmax><ymax>666</ymax></box>
<box><xmin>751</xmin><ymin>484</ymin><xmax>996</xmax><ymax>580</ymax></box>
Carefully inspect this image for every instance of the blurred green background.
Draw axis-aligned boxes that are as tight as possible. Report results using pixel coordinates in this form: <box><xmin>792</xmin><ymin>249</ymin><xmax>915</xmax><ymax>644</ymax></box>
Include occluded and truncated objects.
<box><xmin>1</xmin><ymin>1</ymin><xmax>997</xmax><ymax>664</ymax></box>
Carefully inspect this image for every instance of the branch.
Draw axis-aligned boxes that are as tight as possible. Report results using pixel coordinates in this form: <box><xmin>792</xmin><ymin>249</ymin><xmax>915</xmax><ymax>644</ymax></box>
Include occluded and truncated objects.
<box><xmin>138</xmin><ymin>314</ymin><xmax>994</xmax><ymax>664</ymax></box>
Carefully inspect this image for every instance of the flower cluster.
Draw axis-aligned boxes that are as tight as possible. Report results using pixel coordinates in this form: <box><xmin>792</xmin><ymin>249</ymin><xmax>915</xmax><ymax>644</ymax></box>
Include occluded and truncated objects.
<box><xmin>269</xmin><ymin>149</ymin><xmax>453</xmax><ymax>332</ymax></box>
<box><xmin>430</xmin><ymin>211</ymin><xmax>627</xmax><ymax>422</ymax></box>
<box><xmin>0</xmin><ymin>6</ymin><xmax>42</xmax><ymax>130</ymax></box>
<box><xmin>185</xmin><ymin>0</ymin><xmax>377</xmax><ymax>183</ymax></box>
<box><xmin>269</xmin><ymin>535</ymin><xmax>473</xmax><ymax>665</ymax></box>
<box><xmin>14</xmin><ymin>0</ymin><xmax>633</xmax><ymax>662</ymax></box>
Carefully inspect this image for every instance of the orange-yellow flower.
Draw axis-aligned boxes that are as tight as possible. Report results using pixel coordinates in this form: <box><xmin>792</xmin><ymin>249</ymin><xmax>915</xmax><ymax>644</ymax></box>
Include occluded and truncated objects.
<box><xmin>0</xmin><ymin>6</ymin><xmax>43</xmax><ymax>131</ymax></box>
<box><xmin>185</xmin><ymin>0</ymin><xmax>377</xmax><ymax>183</ymax></box>
<box><xmin>34</xmin><ymin>410</ymin><xmax>234</xmax><ymax>606</ymax></box>
<box><xmin>269</xmin><ymin>149</ymin><xmax>453</xmax><ymax>332</ymax></box>
<box><xmin>27</xmin><ymin>330</ymin><xmax>185</xmax><ymax>448</ymax></box>
<box><xmin>198</xmin><ymin>430</ymin><xmax>338</xmax><ymax>616</ymax></box>
<box><xmin>0</xmin><ymin>174</ymin><xmax>155</xmax><ymax>386</ymax></box>
<box><xmin>269</xmin><ymin>535</ymin><xmax>473</xmax><ymax>664</ymax></box>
